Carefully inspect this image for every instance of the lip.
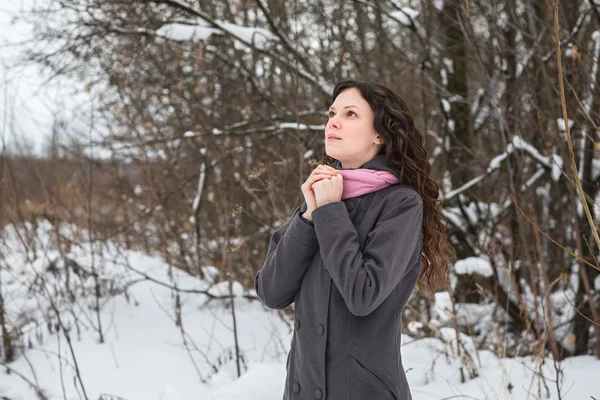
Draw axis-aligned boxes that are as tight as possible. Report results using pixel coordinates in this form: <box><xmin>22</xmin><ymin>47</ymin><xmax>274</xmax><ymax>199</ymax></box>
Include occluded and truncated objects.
<box><xmin>326</xmin><ymin>133</ymin><xmax>342</xmax><ymax>140</ymax></box>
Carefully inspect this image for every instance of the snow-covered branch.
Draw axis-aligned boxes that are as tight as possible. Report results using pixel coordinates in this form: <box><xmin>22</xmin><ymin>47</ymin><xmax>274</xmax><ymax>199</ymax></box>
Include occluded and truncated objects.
<box><xmin>442</xmin><ymin>135</ymin><xmax>564</xmax><ymax>201</ymax></box>
<box><xmin>150</xmin><ymin>0</ymin><xmax>331</xmax><ymax>95</ymax></box>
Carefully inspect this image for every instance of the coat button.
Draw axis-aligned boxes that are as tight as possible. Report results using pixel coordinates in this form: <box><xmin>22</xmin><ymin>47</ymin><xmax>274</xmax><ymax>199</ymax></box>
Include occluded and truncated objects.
<box><xmin>315</xmin><ymin>388</ymin><xmax>323</xmax><ymax>399</ymax></box>
<box><xmin>345</xmin><ymin>201</ymin><xmax>355</xmax><ymax>211</ymax></box>
<box><xmin>293</xmin><ymin>382</ymin><xmax>301</xmax><ymax>393</ymax></box>
<box><xmin>295</xmin><ymin>319</ymin><xmax>300</xmax><ymax>330</ymax></box>
<box><xmin>317</xmin><ymin>324</ymin><xmax>324</xmax><ymax>336</ymax></box>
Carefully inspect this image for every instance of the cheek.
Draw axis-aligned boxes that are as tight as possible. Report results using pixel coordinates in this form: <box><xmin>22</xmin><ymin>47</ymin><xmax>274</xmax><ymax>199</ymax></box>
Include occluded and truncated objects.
<box><xmin>352</xmin><ymin>127</ymin><xmax>376</xmax><ymax>145</ymax></box>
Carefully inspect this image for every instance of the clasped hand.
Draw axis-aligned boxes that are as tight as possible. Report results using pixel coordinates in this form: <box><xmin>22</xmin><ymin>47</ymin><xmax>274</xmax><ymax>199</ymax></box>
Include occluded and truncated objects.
<box><xmin>300</xmin><ymin>165</ymin><xmax>344</xmax><ymax>220</ymax></box>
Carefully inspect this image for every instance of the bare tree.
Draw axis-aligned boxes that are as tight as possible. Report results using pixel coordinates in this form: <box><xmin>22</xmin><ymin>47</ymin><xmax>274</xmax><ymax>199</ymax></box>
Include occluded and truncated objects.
<box><xmin>1</xmin><ymin>0</ymin><xmax>598</xmax><ymax>382</ymax></box>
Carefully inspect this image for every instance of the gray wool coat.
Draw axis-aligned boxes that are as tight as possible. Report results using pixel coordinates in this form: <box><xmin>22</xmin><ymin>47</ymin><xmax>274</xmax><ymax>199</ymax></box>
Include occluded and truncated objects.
<box><xmin>254</xmin><ymin>153</ymin><xmax>423</xmax><ymax>400</ymax></box>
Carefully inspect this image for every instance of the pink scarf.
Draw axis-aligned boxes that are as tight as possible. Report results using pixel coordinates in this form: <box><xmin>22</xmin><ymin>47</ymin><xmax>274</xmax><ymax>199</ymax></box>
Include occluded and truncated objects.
<box><xmin>338</xmin><ymin>169</ymin><xmax>399</xmax><ymax>200</ymax></box>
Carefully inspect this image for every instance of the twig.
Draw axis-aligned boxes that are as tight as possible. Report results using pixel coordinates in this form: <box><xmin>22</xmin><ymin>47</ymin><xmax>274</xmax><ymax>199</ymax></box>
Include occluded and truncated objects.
<box><xmin>149</xmin><ymin>0</ymin><xmax>330</xmax><ymax>94</ymax></box>
<box><xmin>148</xmin><ymin>289</ymin><xmax>217</xmax><ymax>383</ymax></box>
<box><xmin>511</xmin><ymin>194</ymin><xmax>600</xmax><ymax>272</ymax></box>
<box><xmin>564</xmin><ymin>294</ymin><xmax>600</xmax><ymax>327</ymax></box>
<box><xmin>553</xmin><ymin>0</ymin><xmax>600</xmax><ymax>256</ymax></box>
<box><xmin>0</xmin><ymin>361</ymin><xmax>48</xmax><ymax>399</ymax></box>
<box><xmin>30</xmin><ymin>257</ymin><xmax>90</xmax><ymax>400</ymax></box>
<box><xmin>57</xmin><ymin>323</ymin><xmax>67</xmax><ymax>400</ymax></box>
<box><xmin>120</xmin><ymin>260</ymin><xmax>259</xmax><ymax>300</ymax></box>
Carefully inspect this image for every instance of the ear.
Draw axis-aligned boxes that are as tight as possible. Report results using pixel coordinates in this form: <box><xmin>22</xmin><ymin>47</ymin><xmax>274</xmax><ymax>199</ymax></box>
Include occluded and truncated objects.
<box><xmin>374</xmin><ymin>135</ymin><xmax>385</xmax><ymax>145</ymax></box>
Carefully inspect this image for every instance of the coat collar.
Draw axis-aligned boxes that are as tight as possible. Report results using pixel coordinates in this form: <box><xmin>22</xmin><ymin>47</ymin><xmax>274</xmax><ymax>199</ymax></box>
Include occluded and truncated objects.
<box><xmin>331</xmin><ymin>152</ymin><xmax>399</xmax><ymax>179</ymax></box>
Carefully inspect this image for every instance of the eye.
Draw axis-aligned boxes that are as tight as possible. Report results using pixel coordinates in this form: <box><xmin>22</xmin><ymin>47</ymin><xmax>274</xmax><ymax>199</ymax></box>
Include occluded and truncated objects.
<box><xmin>328</xmin><ymin>110</ymin><xmax>335</xmax><ymax>117</ymax></box>
<box><xmin>347</xmin><ymin>110</ymin><xmax>357</xmax><ymax>117</ymax></box>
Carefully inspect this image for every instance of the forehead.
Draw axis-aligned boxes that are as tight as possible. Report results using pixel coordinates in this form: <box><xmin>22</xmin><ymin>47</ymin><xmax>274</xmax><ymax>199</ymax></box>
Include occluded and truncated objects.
<box><xmin>330</xmin><ymin>88</ymin><xmax>369</xmax><ymax>108</ymax></box>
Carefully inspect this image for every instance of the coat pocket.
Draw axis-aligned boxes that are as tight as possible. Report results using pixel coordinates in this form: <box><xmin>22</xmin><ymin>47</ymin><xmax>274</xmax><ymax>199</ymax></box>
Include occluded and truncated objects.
<box><xmin>349</xmin><ymin>344</ymin><xmax>397</xmax><ymax>400</ymax></box>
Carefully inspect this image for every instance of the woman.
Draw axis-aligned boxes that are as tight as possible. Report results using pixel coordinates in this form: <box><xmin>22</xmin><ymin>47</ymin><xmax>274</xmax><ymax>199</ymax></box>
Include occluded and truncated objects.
<box><xmin>254</xmin><ymin>80</ymin><xmax>451</xmax><ymax>400</ymax></box>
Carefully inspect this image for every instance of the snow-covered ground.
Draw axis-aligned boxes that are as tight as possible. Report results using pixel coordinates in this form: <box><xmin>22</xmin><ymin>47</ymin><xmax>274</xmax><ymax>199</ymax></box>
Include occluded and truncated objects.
<box><xmin>1</xmin><ymin>221</ymin><xmax>600</xmax><ymax>400</ymax></box>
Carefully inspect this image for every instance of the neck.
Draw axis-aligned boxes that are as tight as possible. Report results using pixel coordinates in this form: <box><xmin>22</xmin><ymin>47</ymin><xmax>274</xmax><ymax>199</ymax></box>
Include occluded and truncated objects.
<box><xmin>340</xmin><ymin>161</ymin><xmax>361</xmax><ymax>169</ymax></box>
<box><xmin>339</xmin><ymin>151</ymin><xmax>382</xmax><ymax>169</ymax></box>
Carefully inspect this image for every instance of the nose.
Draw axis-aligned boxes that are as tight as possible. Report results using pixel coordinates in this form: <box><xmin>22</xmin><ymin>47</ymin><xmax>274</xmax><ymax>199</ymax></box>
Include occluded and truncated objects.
<box><xmin>327</xmin><ymin>115</ymin><xmax>340</xmax><ymax>130</ymax></box>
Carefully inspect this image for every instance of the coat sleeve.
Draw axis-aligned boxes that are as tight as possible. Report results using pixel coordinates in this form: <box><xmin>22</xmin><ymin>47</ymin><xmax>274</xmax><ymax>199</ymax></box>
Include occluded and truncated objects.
<box><xmin>254</xmin><ymin>204</ymin><xmax>319</xmax><ymax>309</ymax></box>
<box><xmin>311</xmin><ymin>194</ymin><xmax>423</xmax><ymax>316</ymax></box>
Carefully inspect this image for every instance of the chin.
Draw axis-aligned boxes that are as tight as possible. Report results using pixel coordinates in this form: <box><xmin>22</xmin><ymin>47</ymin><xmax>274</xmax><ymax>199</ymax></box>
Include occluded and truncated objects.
<box><xmin>325</xmin><ymin>148</ymin><xmax>342</xmax><ymax>160</ymax></box>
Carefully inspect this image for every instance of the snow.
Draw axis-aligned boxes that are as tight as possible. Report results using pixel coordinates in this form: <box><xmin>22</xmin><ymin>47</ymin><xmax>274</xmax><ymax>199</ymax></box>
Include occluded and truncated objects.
<box><xmin>511</xmin><ymin>135</ymin><xmax>564</xmax><ymax>182</ymax></box>
<box><xmin>433</xmin><ymin>0</ymin><xmax>445</xmax><ymax>12</ymax></box>
<box><xmin>156</xmin><ymin>21</ymin><xmax>220</xmax><ymax>42</ymax></box>
<box><xmin>447</xmin><ymin>119</ymin><xmax>455</xmax><ymax>132</ymax></box>
<box><xmin>487</xmin><ymin>151</ymin><xmax>509</xmax><ymax>172</ymax></box>
<box><xmin>442</xmin><ymin>57</ymin><xmax>454</xmax><ymax>74</ymax></box>
<box><xmin>441</xmin><ymin>98</ymin><xmax>451</xmax><ymax>113</ymax></box>
<box><xmin>443</xmin><ymin>174</ymin><xmax>486</xmax><ymax>201</ymax></box>
<box><xmin>432</xmin><ymin>292</ymin><xmax>501</xmax><ymax>328</ymax></box>
<box><xmin>279</xmin><ymin>122</ymin><xmax>325</xmax><ymax>131</ymax></box>
<box><xmin>389</xmin><ymin>8</ymin><xmax>420</xmax><ymax>26</ymax></box>
<box><xmin>207</xmin><ymin>280</ymin><xmax>245</xmax><ymax>297</ymax></box>
<box><xmin>523</xmin><ymin>168</ymin><xmax>545</xmax><ymax>190</ymax></box>
<box><xmin>453</xmin><ymin>256</ymin><xmax>493</xmax><ymax>277</ymax></box>
<box><xmin>1</xmin><ymin>222</ymin><xmax>291</xmax><ymax>399</ymax></box>
<box><xmin>156</xmin><ymin>19</ymin><xmax>278</xmax><ymax>50</ymax></box>
<box><xmin>440</xmin><ymin>68</ymin><xmax>448</xmax><ymax>86</ymax></box>
<box><xmin>191</xmin><ymin>161</ymin><xmax>206</xmax><ymax>219</ymax></box>
<box><xmin>2</xmin><ymin>222</ymin><xmax>600</xmax><ymax>400</ymax></box>
<box><xmin>279</xmin><ymin>122</ymin><xmax>307</xmax><ymax>130</ymax></box>
<box><xmin>586</xmin><ymin>30</ymin><xmax>599</xmax><ymax>113</ymax></box>
<box><xmin>220</xmin><ymin>20</ymin><xmax>278</xmax><ymax>48</ymax></box>
<box><xmin>557</xmin><ymin>118</ymin><xmax>574</xmax><ymax>132</ymax></box>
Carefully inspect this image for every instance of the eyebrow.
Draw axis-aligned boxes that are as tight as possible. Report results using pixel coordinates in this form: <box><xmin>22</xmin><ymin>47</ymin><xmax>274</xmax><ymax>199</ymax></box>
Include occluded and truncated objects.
<box><xmin>329</xmin><ymin>105</ymin><xmax>359</xmax><ymax>110</ymax></box>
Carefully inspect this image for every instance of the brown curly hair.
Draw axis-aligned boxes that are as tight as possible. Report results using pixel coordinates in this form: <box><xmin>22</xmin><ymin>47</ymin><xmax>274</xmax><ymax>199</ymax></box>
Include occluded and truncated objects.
<box><xmin>323</xmin><ymin>79</ymin><xmax>453</xmax><ymax>294</ymax></box>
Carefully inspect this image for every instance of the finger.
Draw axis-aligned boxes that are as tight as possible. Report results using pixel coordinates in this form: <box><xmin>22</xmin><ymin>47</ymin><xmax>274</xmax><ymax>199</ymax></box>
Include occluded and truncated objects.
<box><xmin>312</xmin><ymin>180</ymin><xmax>324</xmax><ymax>189</ymax></box>
<box><xmin>303</xmin><ymin>173</ymin><xmax>334</xmax><ymax>187</ymax></box>
<box><xmin>310</xmin><ymin>172</ymin><xmax>335</xmax><ymax>179</ymax></box>
<box><xmin>329</xmin><ymin>174</ymin><xmax>342</xmax><ymax>185</ymax></box>
<box><xmin>313</xmin><ymin>176</ymin><xmax>331</xmax><ymax>184</ymax></box>
<box><xmin>313</xmin><ymin>166</ymin><xmax>337</xmax><ymax>172</ymax></box>
<box><xmin>312</xmin><ymin>167</ymin><xmax>339</xmax><ymax>176</ymax></box>
<box><xmin>314</xmin><ymin>164</ymin><xmax>337</xmax><ymax>171</ymax></box>
<box><xmin>316</xmin><ymin>164</ymin><xmax>338</xmax><ymax>171</ymax></box>
<box><xmin>312</xmin><ymin>176</ymin><xmax>335</xmax><ymax>187</ymax></box>
<box><xmin>310</xmin><ymin>170</ymin><xmax>336</xmax><ymax>179</ymax></box>
<box><xmin>307</xmin><ymin>174</ymin><xmax>334</xmax><ymax>185</ymax></box>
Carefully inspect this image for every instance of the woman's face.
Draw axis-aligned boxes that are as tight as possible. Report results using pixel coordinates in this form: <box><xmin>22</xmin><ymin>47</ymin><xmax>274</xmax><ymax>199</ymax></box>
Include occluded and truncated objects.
<box><xmin>325</xmin><ymin>88</ymin><xmax>383</xmax><ymax>168</ymax></box>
